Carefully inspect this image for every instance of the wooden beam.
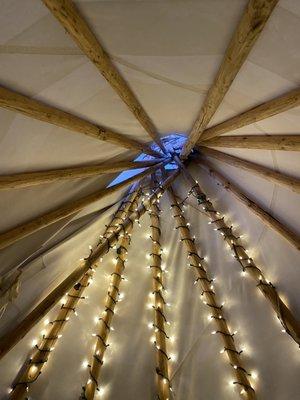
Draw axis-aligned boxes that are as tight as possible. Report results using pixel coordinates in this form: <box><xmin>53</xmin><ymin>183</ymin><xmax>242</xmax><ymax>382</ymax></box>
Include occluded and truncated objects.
<box><xmin>0</xmin><ymin>169</ymin><xmax>179</xmax><ymax>360</ymax></box>
<box><xmin>148</xmin><ymin>193</ymin><xmax>172</xmax><ymax>399</ymax></box>
<box><xmin>0</xmin><ymin>159</ymin><xmax>163</xmax><ymax>190</ymax></box>
<box><xmin>200</xmin><ymin>87</ymin><xmax>300</xmax><ymax>141</ymax></box>
<box><xmin>197</xmin><ymin>146</ymin><xmax>300</xmax><ymax>193</ymax></box>
<box><xmin>0</xmin><ymin>163</ymin><xmax>164</xmax><ymax>250</ymax></box>
<box><xmin>42</xmin><ymin>0</ymin><xmax>166</xmax><ymax>153</ymax></box>
<box><xmin>200</xmin><ymin>160</ymin><xmax>300</xmax><ymax>250</ymax></box>
<box><xmin>181</xmin><ymin>0</ymin><xmax>278</xmax><ymax>158</ymax></box>
<box><xmin>0</xmin><ymin>85</ymin><xmax>162</xmax><ymax>158</ymax></box>
<box><xmin>201</xmin><ymin>134</ymin><xmax>300</xmax><ymax>151</ymax></box>
<box><xmin>83</xmin><ymin>226</ymin><xmax>134</xmax><ymax>399</ymax></box>
<box><xmin>167</xmin><ymin>187</ymin><xmax>256</xmax><ymax>400</ymax></box>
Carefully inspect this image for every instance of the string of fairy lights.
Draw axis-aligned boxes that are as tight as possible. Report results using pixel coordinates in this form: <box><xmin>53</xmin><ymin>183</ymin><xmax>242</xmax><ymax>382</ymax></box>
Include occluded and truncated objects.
<box><xmin>81</xmin><ymin>213</ymin><xmax>134</xmax><ymax>399</ymax></box>
<box><xmin>7</xmin><ymin>177</ymin><xmax>170</xmax><ymax>399</ymax></box>
<box><xmin>7</xmin><ymin>166</ymin><xmax>295</xmax><ymax>399</ymax></box>
<box><xmin>147</xmin><ymin>198</ymin><xmax>174</xmax><ymax>400</ymax></box>
<box><xmin>180</xmin><ymin>178</ymin><xmax>300</xmax><ymax>347</ymax></box>
<box><xmin>167</xmin><ymin>187</ymin><xmax>256</xmax><ymax>399</ymax></box>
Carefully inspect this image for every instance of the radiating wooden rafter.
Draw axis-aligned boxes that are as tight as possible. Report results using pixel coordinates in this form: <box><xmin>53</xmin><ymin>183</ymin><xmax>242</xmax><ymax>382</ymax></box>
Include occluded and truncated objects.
<box><xmin>0</xmin><ymin>159</ymin><xmax>162</xmax><ymax>190</ymax></box>
<box><xmin>167</xmin><ymin>186</ymin><xmax>256</xmax><ymax>400</ymax></box>
<box><xmin>0</xmin><ymin>86</ymin><xmax>162</xmax><ymax>158</ymax></box>
<box><xmin>196</xmin><ymin>147</ymin><xmax>300</xmax><ymax>193</ymax></box>
<box><xmin>148</xmin><ymin>182</ymin><xmax>172</xmax><ymax>399</ymax></box>
<box><xmin>181</xmin><ymin>0</ymin><xmax>278</xmax><ymax>157</ymax></box>
<box><xmin>0</xmin><ymin>163</ymin><xmax>165</xmax><ymax>250</ymax></box>
<box><xmin>42</xmin><ymin>0</ymin><xmax>167</xmax><ymax>153</ymax></box>
<box><xmin>200</xmin><ymin>159</ymin><xmax>300</xmax><ymax>250</ymax></box>
<box><xmin>82</xmin><ymin>200</ymin><xmax>138</xmax><ymax>399</ymax></box>
<box><xmin>201</xmin><ymin>134</ymin><xmax>300</xmax><ymax>151</ymax></box>
<box><xmin>199</xmin><ymin>87</ymin><xmax>300</xmax><ymax>142</ymax></box>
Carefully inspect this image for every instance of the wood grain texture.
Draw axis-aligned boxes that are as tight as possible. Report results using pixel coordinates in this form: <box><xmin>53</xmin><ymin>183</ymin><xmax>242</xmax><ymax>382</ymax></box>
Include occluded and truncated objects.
<box><xmin>200</xmin><ymin>87</ymin><xmax>300</xmax><ymax>141</ymax></box>
<box><xmin>0</xmin><ymin>159</ymin><xmax>162</xmax><ymax>190</ymax></box>
<box><xmin>197</xmin><ymin>146</ymin><xmax>300</xmax><ymax>193</ymax></box>
<box><xmin>42</xmin><ymin>0</ymin><xmax>166</xmax><ymax>153</ymax></box>
<box><xmin>0</xmin><ymin>163</ymin><xmax>163</xmax><ymax>250</ymax></box>
<box><xmin>201</xmin><ymin>134</ymin><xmax>300</xmax><ymax>151</ymax></box>
<box><xmin>200</xmin><ymin>160</ymin><xmax>300</xmax><ymax>250</ymax></box>
<box><xmin>0</xmin><ymin>170</ymin><xmax>179</xmax><ymax>361</ymax></box>
<box><xmin>0</xmin><ymin>85</ymin><xmax>161</xmax><ymax>157</ymax></box>
<box><xmin>181</xmin><ymin>0</ymin><xmax>278</xmax><ymax>157</ymax></box>
<box><xmin>178</xmin><ymin>163</ymin><xmax>300</xmax><ymax>346</ymax></box>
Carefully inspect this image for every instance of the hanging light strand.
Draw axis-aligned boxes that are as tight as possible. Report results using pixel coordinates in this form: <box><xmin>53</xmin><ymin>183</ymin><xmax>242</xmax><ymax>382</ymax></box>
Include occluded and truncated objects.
<box><xmin>148</xmin><ymin>190</ymin><xmax>173</xmax><ymax>400</ymax></box>
<box><xmin>167</xmin><ymin>187</ymin><xmax>256</xmax><ymax>400</ymax></box>
<box><xmin>180</xmin><ymin>169</ymin><xmax>300</xmax><ymax>347</ymax></box>
<box><xmin>82</xmin><ymin>218</ymin><xmax>135</xmax><ymax>399</ymax></box>
<box><xmin>7</xmin><ymin>187</ymin><xmax>143</xmax><ymax>400</ymax></box>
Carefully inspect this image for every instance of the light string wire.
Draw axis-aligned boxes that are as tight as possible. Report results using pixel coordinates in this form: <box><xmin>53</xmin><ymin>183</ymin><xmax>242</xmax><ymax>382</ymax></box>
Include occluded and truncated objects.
<box><xmin>7</xmin><ymin>172</ymin><xmax>177</xmax><ymax>399</ymax></box>
<box><xmin>183</xmin><ymin>174</ymin><xmax>300</xmax><ymax>347</ymax></box>
<box><xmin>7</xmin><ymin>187</ymin><xmax>143</xmax><ymax>399</ymax></box>
<box><xmin>147</xmin><ymin>183</ymin><xmax>173</xmax><ymax>400</ymax></box>
<box><xmin>167</xmin><ymin>187</ymin><xmax>256</xmax><ymax>400</ymax></box>
<box><xmin>81</xmin><ymin>197</ymin><xmax>138</xmax><ymax>399</ymax></box>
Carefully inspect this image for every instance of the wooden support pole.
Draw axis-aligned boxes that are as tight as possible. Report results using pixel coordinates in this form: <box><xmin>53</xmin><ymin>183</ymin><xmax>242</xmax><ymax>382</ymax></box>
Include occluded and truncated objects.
<box><xmin>200</xmin><ymin>87</ymin><xmax>300</xmax><ymax>142</ymax></box>
<box><xmin>148</xmin><ymin>191</ymin><xmax>172</xmax><ymax>399</ymax></box>
<box><xmin>199</xmin><ymin>160</ymin><xmax>300</xmax><ymax>250</ymax></box>
<box><xmin>196</xmin><ymin>147</ymin><xmax>300</xmax><ymax>193</ymax></box>
<box><xmin>180</xmin><ymin>0</ymin><xmax>278</xmax><ymax>157</ymax></box>
<box><xmin>0</xmin><ymin>169</ymin><xmax>179</xmax><ymax>361</ymax></box>
<box><xmin>82</xmin><ymin>220</ymin><xmax>135</xmax><ymax>399</ymax></box>
<box><xmin>8</xmin><ymin>188</ymin><xmax>141</xmax><ymax>400</ymax></box>
<box><xmin>201</xmin><ymin>135</ymin><xmax>300</xmax><ymax>151</ymax></box>
<box><xmin>0</xmin><ymin>163</ymin><xmax>165</xmax><ymax>250</ymax></box>
<box><xmin>0</xmin><ymin>159</ymin><xmax>162</xmax><ymax>190</ymax></box>
<box><xmin>0</xmin><ymin>85</ymin><xmax>162</xmax><ymax>157</ymax></box>
<box><xmin>167</xmin><ymin>186</ymin><xmax>256</xmax><ymax>400</ymax></box>
<box><xmin>42</xmin><ymin>0</ymin><xmax>166</xmax><ymax>154</ymax></box>
<box><xmin>176</xmin><ymin>162</ymin><xmax>300</xmax><ymax>346</ymax></box>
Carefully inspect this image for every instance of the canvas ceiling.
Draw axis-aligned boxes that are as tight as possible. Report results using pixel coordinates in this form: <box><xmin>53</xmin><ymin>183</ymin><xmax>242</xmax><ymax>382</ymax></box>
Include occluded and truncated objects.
<box><xmin>0</xmin><ymin>0</ymin><xmax>299</xmax><ymax>399</ymax></box>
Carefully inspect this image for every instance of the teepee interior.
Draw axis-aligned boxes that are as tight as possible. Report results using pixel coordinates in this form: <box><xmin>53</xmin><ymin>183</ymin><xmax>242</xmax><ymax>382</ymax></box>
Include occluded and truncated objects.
<box><xmin>0</xmin><ymin>1</ymin><xmax>299</xmax><ymax>399</ymax></box>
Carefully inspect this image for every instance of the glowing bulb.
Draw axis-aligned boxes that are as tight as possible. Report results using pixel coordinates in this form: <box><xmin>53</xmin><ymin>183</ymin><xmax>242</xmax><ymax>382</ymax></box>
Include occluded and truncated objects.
<box><xmin>31</xmin><ymin>339</ymin><xmax>37</xmax><ymax>347</ymax></box>
<box><xmin>82</xmin><ymin>360</ymin><xmax>89</xmax><ymax>369</ymax></box>
<box><xmin>148</xmin><ymin>323</ymin><xmax>153</xmax><ymax>329</ymax></box>
<box><xmin>251</xmin><ymin>371</ymin><xmax>258</xmax><ymax>380</ymax></box>
<box><xmin>150</xmin><ymin>335</ymin><xmax>155</xmax><ymax>344</ymax></box>
<box><xmin>29</xmin><ymin>365</ymin><xmax>38</xmax><ymax>375</ymax></box>
<box><xmin>169</xmin><ymin>335</ymin><xmax>175</xmax><ymax>343</ymax></box>
<box><xmin>98</xmin><ymin>387</ymin><xmax>105</xmax><ymax>396</ymax></box>
<box><xmin>44</xmin><ymin>319</ymin><xmax>49</xmax><ymax>326</ymax></box>
<box><xmin>211</xmin><ymin>331</ymin><xmax>217</xmax><ymax>335</ymax></box>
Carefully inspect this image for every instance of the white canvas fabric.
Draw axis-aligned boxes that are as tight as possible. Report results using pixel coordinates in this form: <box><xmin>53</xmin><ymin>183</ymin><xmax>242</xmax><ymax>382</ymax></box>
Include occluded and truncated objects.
<box><xmin>0</xmin><ymin>1</ymin><xmax>299</xmax><ymax>399</ymax></box>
